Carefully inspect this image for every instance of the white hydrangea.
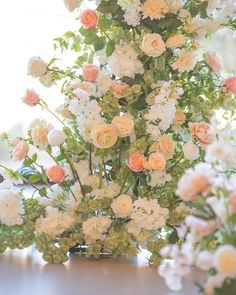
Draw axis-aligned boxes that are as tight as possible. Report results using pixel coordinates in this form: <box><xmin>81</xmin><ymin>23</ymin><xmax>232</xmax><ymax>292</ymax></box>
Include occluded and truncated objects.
<box><xmin>68</xmin><ymin>90</ymin><xmax>104</xmax><ymax>140</ymax></box>
<box><xmin>0</xmin><ymin>182</ymin><xmax>24</xmax><ymax>226</ymax></box>
<box><xmin>82</xmin><ymin>216</ymin><xmax>112</xmax><ymax>245</ymax></box>
<box><xmin>127</xmin><ymin>221</ymin><xmax>152</xmax><ymax>243</ymax></box>
<box><xmin>95</xmin><ymin>72</ymin><xmax>112</xmax><ymax>97</ymax></box>
<box><xmin>148</xmin><ymin>170</ymin><xmax>172</xmax><ymax>187</ymax></box>
<box><xmin>111</xmin><ymin>194</ymin><xmax>133</xmax><ymax>218</ymax></box>
<box><xmin>108</xmin><ymin>41</ymin><xmax>144</xmax><ymax>78</ymax></box>
<box><xmin>36</xmin><ymin>206</ymin><xmax>75</xmax><ymax>238</ymax></box>
<box><xmin>131</xmin><ymin>197</ymin><xmax>169</xmax><ymax>231</ymax></box>
<box><xmin>145</xmin><ymin>81</ymin><xmax>183</xmax><ymax>132</ymax></box>
<box><xmin>93</xmin><ymin>183</ymin><xmax>121</xmax><ymax>199</ymax></box>
<box><xmin>205</xmin><ymin>141</ymin><xmax>236</xmax><ymax>169</ymax></box>
<box><xmin>146</xmin><ymin>124</ymin><xmax>161</xmax><ymax>141</ymax></box>
<box><xmin>118</xmin><ymin>0</ymin><xmax>141</xmax><ymax>26</ymax></box>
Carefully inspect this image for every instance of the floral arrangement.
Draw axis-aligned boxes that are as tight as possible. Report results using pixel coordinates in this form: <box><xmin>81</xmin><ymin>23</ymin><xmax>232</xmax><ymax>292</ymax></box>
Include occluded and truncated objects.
<box><xmin>0</xmin><ymin>0</ymin><xmax>235</xmax><ymax>264</ymax></box>
<box><xmin>159</xmin><ymin>113</ymin><xmax>236</xmax><ymax>294</ymax></box>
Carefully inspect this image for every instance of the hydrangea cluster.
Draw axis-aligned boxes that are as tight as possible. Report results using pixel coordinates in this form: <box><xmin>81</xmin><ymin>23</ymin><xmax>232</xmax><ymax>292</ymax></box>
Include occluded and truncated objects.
<box><xmin>0</xmin><ymin>0</ymin><xmax>235</xmax><ymax>264</ymax></box>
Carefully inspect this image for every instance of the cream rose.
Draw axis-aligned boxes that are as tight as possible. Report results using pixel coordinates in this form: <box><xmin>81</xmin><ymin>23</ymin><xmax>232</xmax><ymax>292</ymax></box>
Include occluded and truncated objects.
<box><xmin>48</xmin><ymin>130</ymin><xmax>66</xmax><ymax>146</ymax></box>
<box><xmin>111</xmin><ymin>194</ymin><xmax>133</xmax><ymax>218</ymax></box>
<box><xmin>183</xmin><ymin>142</ymin><xmax>200</xmax><ymax>161</ymax></box>
<box><xmin>11</xmin><ymin>139</ymin><xmax>29</xmax><ymax>161</ymax></box>
<box><xmin>142</xmin><ymin>0</ymin><xmax>169</xmax><ymax>20</ymax></box>
<box><xmin>112</xmin><ymin>116</ymin><xmax>134</xmax><ymax>138</ymax></box>
<box><xmin>214</xmin><ymin>245</ymin><xmax>236</xmax><ymax>278</ymax></box>
<box><xmin>64</xmin><ymin>0</ymin><xmax>81</xmax><ymax>12</ymax></box>
<box><xmin>91</xmin><ymin>124</ymin><xmax>118</xmax><ymax>149</ymax></box>
<box><xmin>172</xmin><ymin>50</ymin><xmax>197</xmax><ymax>73</ymax></box>
<box><xmin>141</xmin><ymin>33</ymin><xmax>166</xmax><ymax>57</ymax></box>
<box><xmin>30</xmin><ymin>119</ymin><xmax>53</xmax><ymax>149</ymax></box>
<box><xmin>154</xmin><ymin>134</ymin><xmax>176</xmax><ymax>160</ymax></box>
<box><xmin>28</xmin><ymin>56</ymin><xmax>47</xmax><ymax>78</ymax></box>
<box><xmin>166</xmin><ymin>34</ymin><xmax>187</xmax><ymax>49</ymax></box>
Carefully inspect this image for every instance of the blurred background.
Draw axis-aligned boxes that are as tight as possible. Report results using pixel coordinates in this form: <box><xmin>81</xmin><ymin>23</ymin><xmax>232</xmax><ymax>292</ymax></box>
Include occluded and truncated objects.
<box><xmin>0</xmin><ymin>0</ymin><xmax>235</xmax><ymax>160</ymax></box>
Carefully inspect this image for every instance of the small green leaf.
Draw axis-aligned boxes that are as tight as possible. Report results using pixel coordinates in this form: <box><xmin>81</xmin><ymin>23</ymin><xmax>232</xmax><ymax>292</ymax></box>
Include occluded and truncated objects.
<box><xmin>29</xmin><ymin>174</ymin><xmax>42</xmax><ymax>184</ymax></box>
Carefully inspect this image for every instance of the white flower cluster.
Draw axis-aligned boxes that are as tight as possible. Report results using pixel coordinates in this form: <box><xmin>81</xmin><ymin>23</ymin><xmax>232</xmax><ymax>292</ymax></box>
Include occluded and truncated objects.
<box><xmin>68</xmin><ymin>90</ymin><xmax>104</xmax><ymax>141</ymax></box>
<box><xmin>36</xmin><ymin>206</ymin><xmax>75</xmax><ymax>238</ymax></box>
<box><xmin>0</xmin><ymin>181</ymin><xmax>24</xmax><ymax>226</ymax></box>
<box><xmin>108</xmin><ymin>41</ymin><xmax>144</xmax><ymax>78</ymax></box>
<box><xmin>117</xmin><ymin>0</ymin><xmax>141</xmax><ymax>26</ymax></box>
<box><xmin>145</xmin><ymin>81</ymin><xmax>184</xmax><ymax>133</ymax></box>
<box><xmin>130</xmin><ymin>197</ymin><xmax>169</xmax><ymax>231</ymax></box>
<box><xmin>82</xmin><ymin>216</ymin><xmax>112</xmax><ymax>245</ymax></box>
<box><xmin>148</xmin><ymin>170</ymin><xmax>172</xmax><ymax>187</ymax></box>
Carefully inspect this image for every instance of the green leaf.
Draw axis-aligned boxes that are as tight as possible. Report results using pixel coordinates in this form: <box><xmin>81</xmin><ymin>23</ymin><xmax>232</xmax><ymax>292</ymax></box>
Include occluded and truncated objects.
<box><xmin>106</xmin><ymin>41</ymin><xmax>115</xmax><ymax>56</ymax></box>
<box><xmin>168</xmin><ymin>230</ymin><xmax>179</xmax><ymax>244</ymax></box>
<box><xmin>32</xmin><ymin>153</ymin><xmax>38</xmax><ymax>162</ymax></box>
<box><xmin>29</xmin><ymin>174</ymin><xmax>42</xmax><ymax>184</ymax></box>
<box><xmin>94</xmin><ymin>37</ymin><xmax>106</xmax><ymax>51</ymax></box>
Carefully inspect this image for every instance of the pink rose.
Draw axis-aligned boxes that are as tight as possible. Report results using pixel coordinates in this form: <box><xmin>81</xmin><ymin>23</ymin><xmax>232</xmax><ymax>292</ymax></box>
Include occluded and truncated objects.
<box><xmin>128</xmin><ymin>152</ymin><xmax>146</xmax><ymax>172</ymax></box>
<box><xmin>11</xmin><ymin>138</ymin><xmax>29</xmax><ymax>161</ymax></box>
<box><xmin>80</xmin><ymin>9</ymin><xmax>99</xmax><ymax>29</ymax></box>
<box><xmin>22</xmin><ymin>89</ymin><xmax>40</xmax><ymax>107</ymax></box>
<box><xmin>206</xmin><ymin>52</ymin><xmax>223</xmax><ymax>73</ymax></box>
<box><xmin>230</xmin><ymin>193</ymin><xmax>236</xmax><ymax>212</ymax></box>
<box><xmin>226</xmin><ymin>76</ymin><xmax>236</xmax><ymax>94</ymax></box>
<box><xmin>82</xmin><ymin>64</ymin><xmax>99</xmax><ymax>82</ymax></box>
<box><xmin>110</xmin><ymin>82</ymin><xmax>129</xmax><ymax>99</ymax></box>
<box><xmin>189</xmin><ymin>122</ymin><xmax>215</xmax><ymax>149</ymax></box>
<box><xmin>46</xmin><ymin>165</ymin><xmax>65</xmax><ymax>183</ymax></box>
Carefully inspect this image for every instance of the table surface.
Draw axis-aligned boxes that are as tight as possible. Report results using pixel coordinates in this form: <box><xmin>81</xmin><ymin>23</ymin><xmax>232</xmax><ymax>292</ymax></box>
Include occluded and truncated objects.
<box><xmin>0</xmin><ymin>248</ymin><xmax>202</xmax><ymax>295</ymax></box>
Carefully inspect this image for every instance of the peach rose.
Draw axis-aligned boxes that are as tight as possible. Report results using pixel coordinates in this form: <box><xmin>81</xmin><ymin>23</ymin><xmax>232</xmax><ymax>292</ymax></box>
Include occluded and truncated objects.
<box><xmin>110</xmin><ymin>82</ymin><xmax>129</xmax><ymax>99</ymax></box>
<box><xmin>206</xmin><ymin>52</ymin><xmax>223</xmax><ymax>73</ymax></box>
<box><xmin>46</xmin><ymin>165</ymin><xmax>66</xmax><ymax>184</ymax></box>
<box><xmin>141</xmin><ymin>33</ymin><xmax>166</xmax><ymax>57</ymax></box>
<box><xmin>112</xmin><ymin>116</ymin><xmax>134</xmax><ymax>138</ymax></box>
<box><xmin>82</xmin><ymin>64</ymin><xmax>99</xmax><ymax>82</ymax></box>
<box><xmin>128</xmin><ymin>152</ymin><xmax>146</xmax><ymax>172</ymax></box>
<box><xmin>91</xmin><ymin>124</ymin><xmax>118</xmax><ymax>149</ymax></box>
<box><xmin>22</xmin><ymin>89</ymin><xmax>40</xmax><ymax>107</ymax></box>
<box><xmin>11</xmin><ymin>138</ymin><xmax>29</xmax><ymax>161</ymax></box>
<box><xmin>230</xmin><ymin>193</ymin><xmax>236</xmax><ymax>212</ymax></box>
<box><xmin>189</xmin><ymin>122</ymin><xmax>215</xmax><ymax>149</ymax></box>
<box><xmin>226</xmin><ymin>76</ymin><xmax>236</xmax><ymax>95</ymax></box>
<box><xmin>154</xmin><ymin>134</ymin><xmax>176</xmax><ymax>160</ymax></box>
<box><xmin>166</xmin><ymin>34</ymin><xmax>187</xmax><ymax>49</ymax></box>
<box><xmin>146</xmin><ymin>152</ymin><xmax>166</xmax><ymax>171</ymax></box>
<box><xmin>80</xmin><ymin>9</ymin><xmax>99</xmax><ymax>29</ymax></box>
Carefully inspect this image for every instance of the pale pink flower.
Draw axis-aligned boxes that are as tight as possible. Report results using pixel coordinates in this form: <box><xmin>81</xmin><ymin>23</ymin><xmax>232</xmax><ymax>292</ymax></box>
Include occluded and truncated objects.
<box><xmin>46</xmin><ymin>166</ymin><xmax>66</xmax><ymax>184</ymax></box>
<box><xmin>82</xmin><ymin>64</ymin><xmax>99</xmax><ymax>82</ymax></box>
<box><xmin>189</xmin><ymin>122</ymin><xmax>215</xmax><ymax>149</ymax></box>
<box><xmin>22</xmin><ymin>89</ymin><xmax>40</xmax><ymax>107</ymax></box>
<box><xmin>110</xmin><ymin>82</ymin><xmax>129</xmax><ymax>99</ymax></box>
<box><xmin>226</xmin><ymin>76</ymin><xmax>236</xmax><ymax>94</ymax></box>
<box><xmin>80</xmin><ymin>9</ymin><xmax>99</xmax><ymax>29</ymax></box>
<box><xmin>206</xmin><ymin>52</ymin><xmax>223</xmax><ymax>73</ymax></box>
<box><xmin>11</xmin><ymin>139</ymin><xmax>29</xmax><ymax>161</ymax></box>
